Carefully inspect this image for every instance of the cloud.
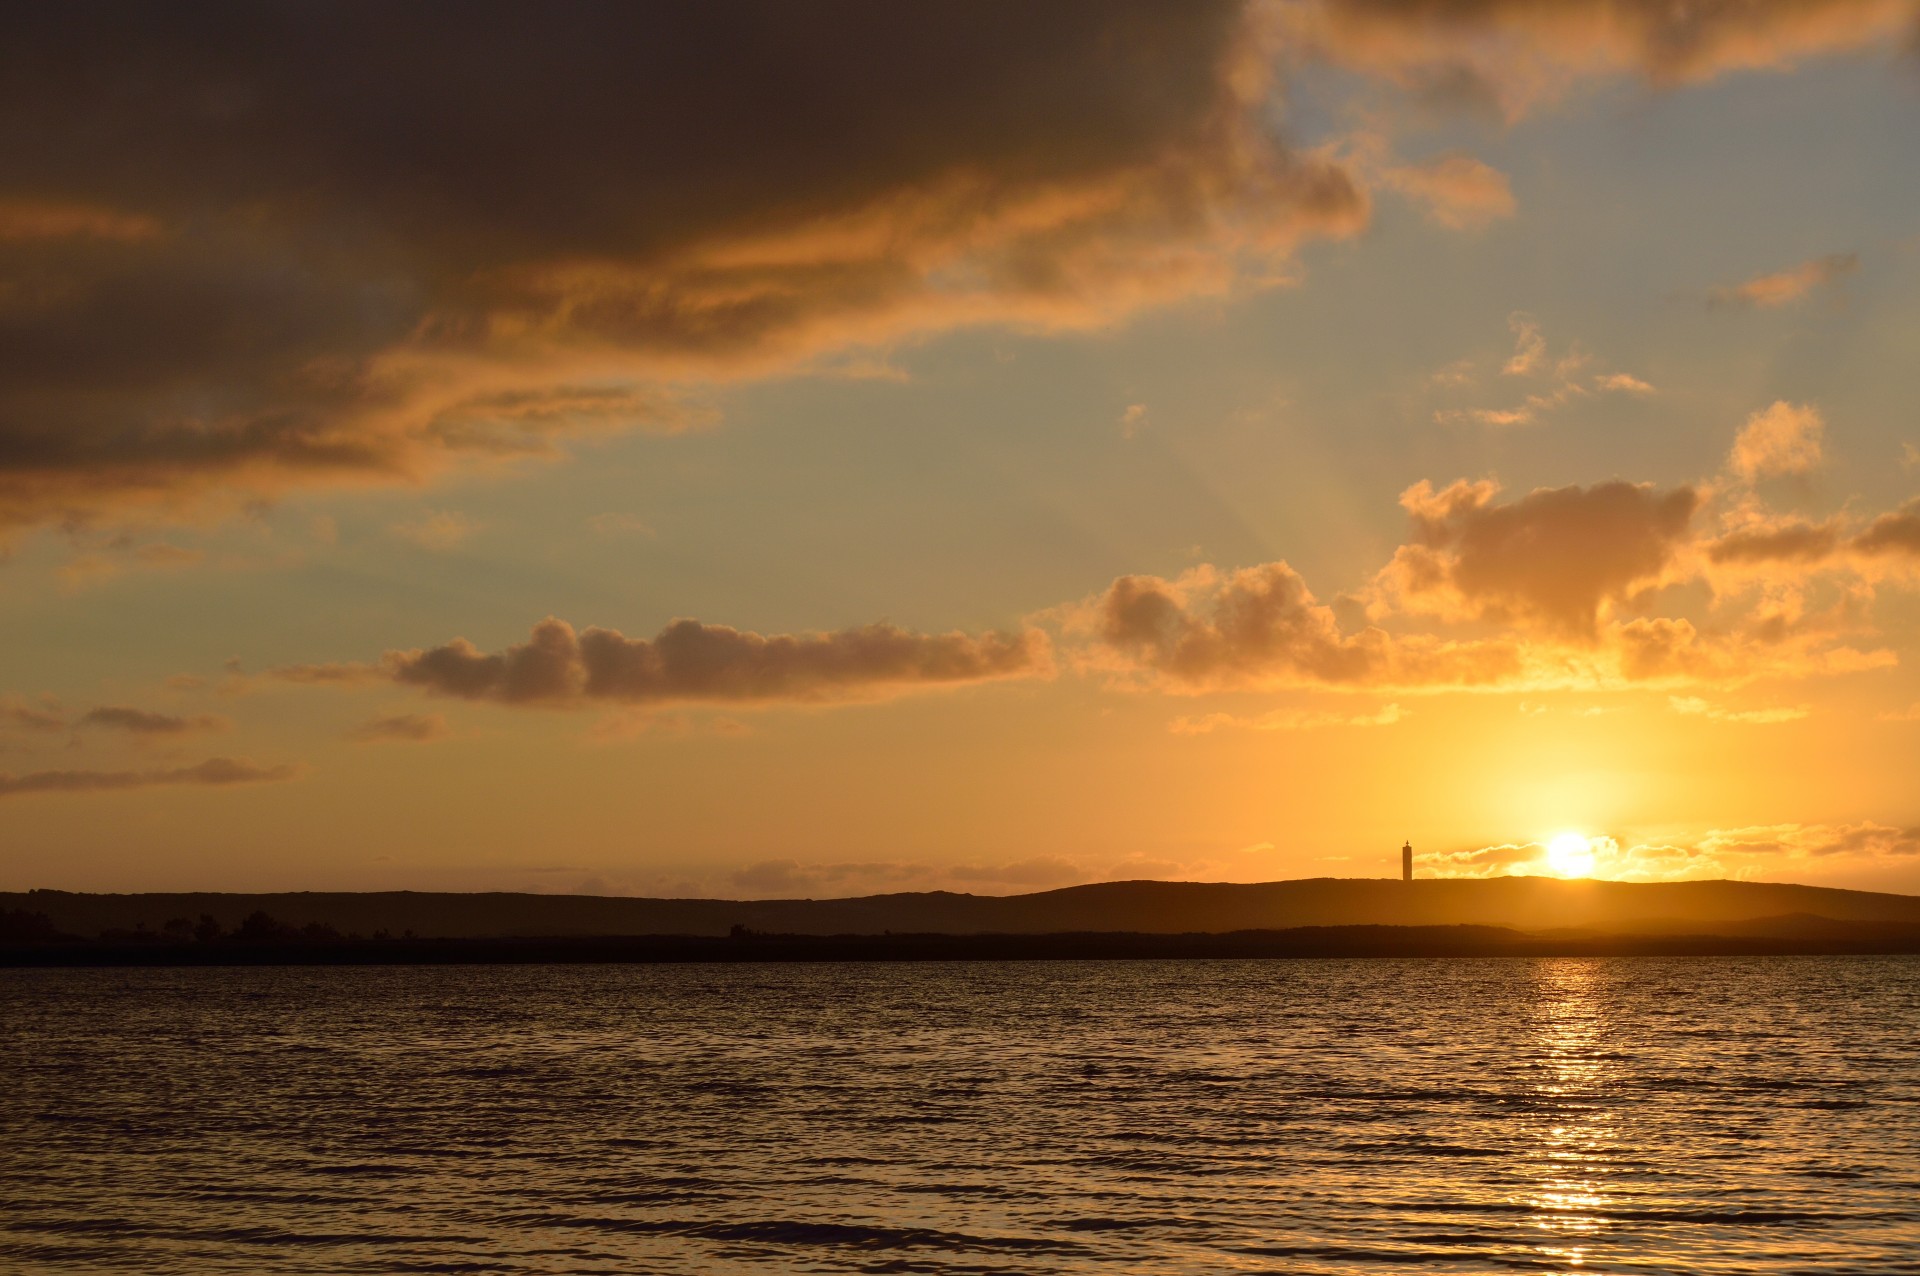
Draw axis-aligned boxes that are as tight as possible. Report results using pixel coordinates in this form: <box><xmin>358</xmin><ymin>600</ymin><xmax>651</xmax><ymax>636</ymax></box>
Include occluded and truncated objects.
<box><xmin>1120</xmin><ymin>403</ymin><xmax>1149</xmax><ymax>439</ymax></box>
<box><xmin>0</xmin><ymin>696</ymin><xmax>66</xmax><ymax>733</ymax></box>
<box><xmin>1502</xmin><ymin>311</ymin><xmax>1546</xmax><ymax>375</ymax></box>
<box><xmin>1170</xmin><ymin>702</ymin><xmax>1406</xmax><ymax>734</ymax></box>
<box><xmin>1595</xmin><ymin>372</ymin><xmax>1655</xmax><ymax>394</ymax></box>
<box><xmin>0</xmin><ymin>2</ymin><xmax>1376</xmax><ymax>537</ymax></box>
<box><xmin>0</xmin><ymin>197</ymin><xmax>162</xmax><ymax>243</ymax></box>
<box><xmin>1433</xmin><ymin>314</ymin><xmax>1651</xmax><ymax>425</ymax></box>
<box><xmin>727</xmin><ymin>854</ymin><xmax>1087</xmax><ymax>897</ymax></box>
<box><xmin>1668</xmin><ymin>695</ymin><xmax>1809</xmax><ymax>724</ymax></box>
<box><xmin>1285</xmin><ymin>1</ymin><xmax>1919</xmax><ymax>120</ymax></box>
<box><xmin>948</xmin><ymin>857</ymin><xmax>1086</xmax><ymax>886</ymax></box>
<box><xmin>390</xmin><ymin>511</ymin><xmax>482</xmax><ymax>551</ymax></box>
<box><xmin>1728</xmin><ymin>401</ymin><xmax>1825</xmax><ymax>480</ymax></box>
<box><xmin>1705</xmin><ymin>519</ymin><xmax>1843</xmax><ymax>566</ymax></box>
<box><xmin>1711</xmin><ymin>252</ymin><xmax>1858</xmax><ymax>308</ymax></box>
<box><xmin>347</xmin><ymin>712</ymin><xmax>451</xmax><ymax>744</ymax></box>
<box><xmin>1079</xmin><ymin>561</ymin><xmax>1523</xmax><ymax>691</ymax></box>
<box><xmin>383</xmin><ymin>616</ymin><xmax>1050</xmax><ymax>707</ymax></box>
<box><xmin>78</xmin><ymin>706</ymin><xmax>229</xmax><ymax>735</ymax></box>
<box><xmin>1429</xmin><ymin>820</ymin><xmax>1920</xmax><ymax>881</ymax></box>
<box><xmin>1382</xmin><ymin>478</ymin><xmax>1698</xmax><ymax>639</ymax></box>
<box><xmin>1380</xmin><ymin>151</ymin><xmax>1516</xmax><ymax>228</ymax></box>
<box><xmin>0</xmin><ymin>757</ymin><xmax>297</xmax><ymax>799</ymax></box>
<box><xmin>266</xmin><ymin>662</ymin><xmax>389</xmax><ymax>687</ymax></box>
<box><xmin>1853</xmin><ymin>499</ymin><xmax>1920</xmax><ymax>559</ymax></box>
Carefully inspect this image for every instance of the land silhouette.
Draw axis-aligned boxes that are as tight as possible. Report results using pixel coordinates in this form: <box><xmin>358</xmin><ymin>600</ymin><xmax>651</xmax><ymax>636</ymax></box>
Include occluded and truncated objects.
<box><xmin>6</xmin><ymin>876</ymin><xmax>1920</xmax><ymax>964</ymax></box>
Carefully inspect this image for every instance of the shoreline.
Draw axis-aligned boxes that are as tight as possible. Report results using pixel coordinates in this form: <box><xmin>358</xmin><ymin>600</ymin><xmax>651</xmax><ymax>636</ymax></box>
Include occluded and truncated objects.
<box><xmin>8</xmin><ymin>924</ymin><xmax>1920</xmax><ymax>967</ymax></box>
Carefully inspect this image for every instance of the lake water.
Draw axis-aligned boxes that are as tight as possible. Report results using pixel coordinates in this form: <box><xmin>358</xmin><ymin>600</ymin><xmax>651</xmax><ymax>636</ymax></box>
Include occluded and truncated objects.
<box><xmin>3</xmin><ymin>958</ymin><xmax>1918</xmax><ymax>1274</ymax></box>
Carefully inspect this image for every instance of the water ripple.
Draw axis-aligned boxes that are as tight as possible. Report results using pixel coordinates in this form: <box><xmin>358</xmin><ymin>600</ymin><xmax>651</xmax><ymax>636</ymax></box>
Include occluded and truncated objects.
<box><xmin>4</xmin><ymin>956</ymin><xmax>1919</xmax><ymax>1273</ymax></box>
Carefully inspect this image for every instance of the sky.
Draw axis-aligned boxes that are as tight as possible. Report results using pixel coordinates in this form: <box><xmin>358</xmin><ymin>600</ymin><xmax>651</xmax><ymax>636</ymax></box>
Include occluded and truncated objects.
<box><xmin>3</xmin><ymin>0</ymin><xmax>1920</xmax><ymax>897</ymax></box>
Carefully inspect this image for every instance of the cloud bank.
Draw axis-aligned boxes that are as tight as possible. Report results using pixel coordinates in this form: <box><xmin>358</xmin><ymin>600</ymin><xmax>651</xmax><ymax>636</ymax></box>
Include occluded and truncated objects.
<box><xmin>363</xmin><ymin>616</ymin><xmax>1051</xmax><ymax>707</ymax></box>
<box><xmin>0</xmin><ymin>757</ymin><xmax>296</xmax><ymax>799</ymax></box>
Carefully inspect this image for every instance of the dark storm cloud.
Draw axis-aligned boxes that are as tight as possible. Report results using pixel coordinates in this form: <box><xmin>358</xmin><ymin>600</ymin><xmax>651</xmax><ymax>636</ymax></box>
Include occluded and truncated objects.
<box><xmin>0</xmin><ymin>1</ymin><xmax>1370</xmax><ymax>532</ymax></box>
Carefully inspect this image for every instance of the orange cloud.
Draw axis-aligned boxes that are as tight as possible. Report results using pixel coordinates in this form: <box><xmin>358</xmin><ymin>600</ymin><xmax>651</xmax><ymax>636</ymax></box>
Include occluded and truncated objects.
<box><xmin>1711</xmin><ymin>252</ymin><xmax>1858</xmax><ymax>308</ymax></box>
<box><xmin>1287</xmin><ymin>1</ymin><xmax>1918</xmax><ymax>119</ymax></box>
<box><xmin>1383</xmin><ymin>478</ymin><xmax>1698</xmax><ymax>638</ymax></box>
<box><xmin>1079</xmin><ymin>562</ymin><xmax>1524</xmax><ymax>692</ymax></box>
<box><xmin>1431</xmin><ymin>820</ymin><xmax>1920</xmax><ymax>881</ymax></box>
<box><xmin>1379</xmin><ymin>151</ymin><xmax>1516</xmax><ymax>228</ymax></box>
<box><xmin>1728</xmin><ymin>401</ymin><xmax>1825</xmax><ymax>480</ymax></box>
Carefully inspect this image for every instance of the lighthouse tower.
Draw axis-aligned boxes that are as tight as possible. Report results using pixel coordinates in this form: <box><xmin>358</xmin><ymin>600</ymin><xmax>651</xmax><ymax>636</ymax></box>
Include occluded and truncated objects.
<box><xmin>1401</xmin><ymin>840</ymin><xmax>1413</xmax><ymax>882</ymax></box>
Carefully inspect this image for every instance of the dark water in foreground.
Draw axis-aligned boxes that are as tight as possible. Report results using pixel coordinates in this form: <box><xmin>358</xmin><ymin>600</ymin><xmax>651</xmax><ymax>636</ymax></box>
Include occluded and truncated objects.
<box><xmin>3</xmin><ymin>959</ymin><xmax>1918</xmax><ymax>1275</ymax></box>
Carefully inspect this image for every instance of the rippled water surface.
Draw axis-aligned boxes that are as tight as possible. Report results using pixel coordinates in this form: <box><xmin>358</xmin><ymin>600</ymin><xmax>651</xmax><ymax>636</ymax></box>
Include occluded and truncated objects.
<box><xmin>4</xmin><ymin>958</ymin><xmax>1919</xmax><ymax>1274</ymax></box>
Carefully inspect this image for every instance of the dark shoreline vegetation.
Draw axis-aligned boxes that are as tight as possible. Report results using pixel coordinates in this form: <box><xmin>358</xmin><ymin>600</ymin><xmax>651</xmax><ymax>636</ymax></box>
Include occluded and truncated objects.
<box><xmin>7</xmin><ymin>878</ymin><xmax>1920</xmax><ymax>965</ymax></box>
<box><xmin>6</xmin><ymin>914</ymin><xmax>1920</xmax><ymax>967</ymax></box>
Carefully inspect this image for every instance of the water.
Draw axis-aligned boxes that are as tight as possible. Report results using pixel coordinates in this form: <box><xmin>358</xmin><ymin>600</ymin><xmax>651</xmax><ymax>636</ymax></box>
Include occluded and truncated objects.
<box><xmin>3</xmin><ymin>958</ymin><xmax>1918</xmax><ymax>1274</ymax></box>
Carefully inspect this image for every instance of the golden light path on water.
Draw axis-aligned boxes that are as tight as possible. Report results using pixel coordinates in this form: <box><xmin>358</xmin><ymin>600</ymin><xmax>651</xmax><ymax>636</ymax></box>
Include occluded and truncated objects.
<box><xmin>1526</xmin><ymin>960</ymin><xmax>1616</xmax><ymax>1267</ymax></box>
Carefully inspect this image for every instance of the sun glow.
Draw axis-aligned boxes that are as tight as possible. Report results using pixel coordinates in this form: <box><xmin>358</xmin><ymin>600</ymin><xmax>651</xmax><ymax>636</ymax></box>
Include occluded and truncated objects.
<box><xmin>1547</xmin><ymin>833</ymin><xmax>1597</xmax><ymax>878</ymax></box>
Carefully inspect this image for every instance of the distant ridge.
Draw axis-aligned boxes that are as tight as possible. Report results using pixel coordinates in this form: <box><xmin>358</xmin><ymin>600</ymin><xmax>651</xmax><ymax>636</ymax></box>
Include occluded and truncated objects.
<box><xmin>8</xmin><ymin>876</ymin><xmax>1920</xmax><ymax>942</ymax></box>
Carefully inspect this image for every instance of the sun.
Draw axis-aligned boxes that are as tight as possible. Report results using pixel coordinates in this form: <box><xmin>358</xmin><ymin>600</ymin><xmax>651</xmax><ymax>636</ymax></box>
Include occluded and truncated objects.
<box><xmin>1546</xmin><ymin>832</ymin><xmax>1597</xmax><ymax>878</ymax></box>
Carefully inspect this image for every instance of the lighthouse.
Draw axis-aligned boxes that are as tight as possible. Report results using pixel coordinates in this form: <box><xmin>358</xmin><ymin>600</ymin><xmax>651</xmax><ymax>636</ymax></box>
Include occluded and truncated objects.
<box><xmin>1401</xmin><ymin>840</ymin><xmax>1413</xmax><ymax>882</ymax></box>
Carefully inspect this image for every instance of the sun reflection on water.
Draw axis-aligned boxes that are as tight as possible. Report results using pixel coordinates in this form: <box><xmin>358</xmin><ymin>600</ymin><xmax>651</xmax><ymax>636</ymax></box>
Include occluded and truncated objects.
<box><xmin>1523</xmin><ymin>959</ymin><xmax>1619</xmax><ymax>1268</ymax></box>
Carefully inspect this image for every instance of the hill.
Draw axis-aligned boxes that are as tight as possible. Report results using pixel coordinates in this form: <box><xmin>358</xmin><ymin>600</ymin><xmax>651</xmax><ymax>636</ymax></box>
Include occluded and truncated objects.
<box><xmin>8</xmin><ymin>875</ymin><xmax>1920</xmax><ymax>942</ymax></box>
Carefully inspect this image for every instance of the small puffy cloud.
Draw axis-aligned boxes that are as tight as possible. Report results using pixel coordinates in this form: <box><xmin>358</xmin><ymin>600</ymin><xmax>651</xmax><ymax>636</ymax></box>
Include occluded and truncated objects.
<box><xmin>390</xmin><ymin>511</ymin><xmax>481</xmax><ymax>551</ymax></box>
<box><xmin>1433</xmin><ymin>315</ymin><xmax>1648</xmax><ymax>426</ymax></box>
<box><xmin>1120</xmin><ymin>403</ymin><xmax>1149</xmax><ymax>439</ymax></box>
<box><xmin>1383</xmin><ymin>478</ymin><xmax>1698</xmax><ymax>639</ymax></box>
<box><xmin>1595</xmin><ymin>372</ymin><xmax>1655</xmax><ymax>395</ymax></box>
<box><xmin>79</xmin><ymin>706</ymin><xmax>229</xmax><ymax>735</ymax></box>
<box><xmin>1711</xmin><ymin>252</ymin><xmax>1858</xmax><ymax>308</ymax></box>
<box><xmin>1728</xmin><ymin>401</ymin><xmax>1825</xmax><ymax>480</ymax></box>
<box><xmin>0</xmin><ymin>757</ymin><xmax>297</xmax><ymax>800</ymax></box>
<box><xmin>1502</xmin><ymin>312</ymin><xmax>1546</xmax><ymax>376</ymax></box>
<box><xmin>1380</xmin><ymin>151</ymin><xmax>1516</xmax><ymax>229</ymax></box>
<box><xmin>347</xmin><ymin>713</ymin><xmax>451</xmax><ymax>744</ymax></box>
<box><xmin>384</xmin><ymin>616</ymin><xmax>1050</xmax><ymax>707</ymax></box>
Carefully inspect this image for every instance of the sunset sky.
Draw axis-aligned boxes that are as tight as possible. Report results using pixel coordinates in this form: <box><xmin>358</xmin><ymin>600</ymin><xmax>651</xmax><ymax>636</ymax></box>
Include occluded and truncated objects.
<box><xmin>4</xmin><ymin>1</ymin><xmax>1920</xmax><ymax>896</ymax></box>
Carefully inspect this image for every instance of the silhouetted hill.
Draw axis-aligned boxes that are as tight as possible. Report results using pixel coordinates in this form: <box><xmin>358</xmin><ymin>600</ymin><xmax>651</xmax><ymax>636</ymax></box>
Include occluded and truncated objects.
<box><xmin>8</xmin><ymin>876</ymin><xmax>1920</xmax><ymax>942</ymax></box>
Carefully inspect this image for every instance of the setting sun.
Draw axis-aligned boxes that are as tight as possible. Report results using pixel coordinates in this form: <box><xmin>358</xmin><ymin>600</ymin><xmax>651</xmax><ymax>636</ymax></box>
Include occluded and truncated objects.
<box><xmin>1548</xmin><ymin>833</ymin><xmax>1597</xmax><ymax>878</ymax></box>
